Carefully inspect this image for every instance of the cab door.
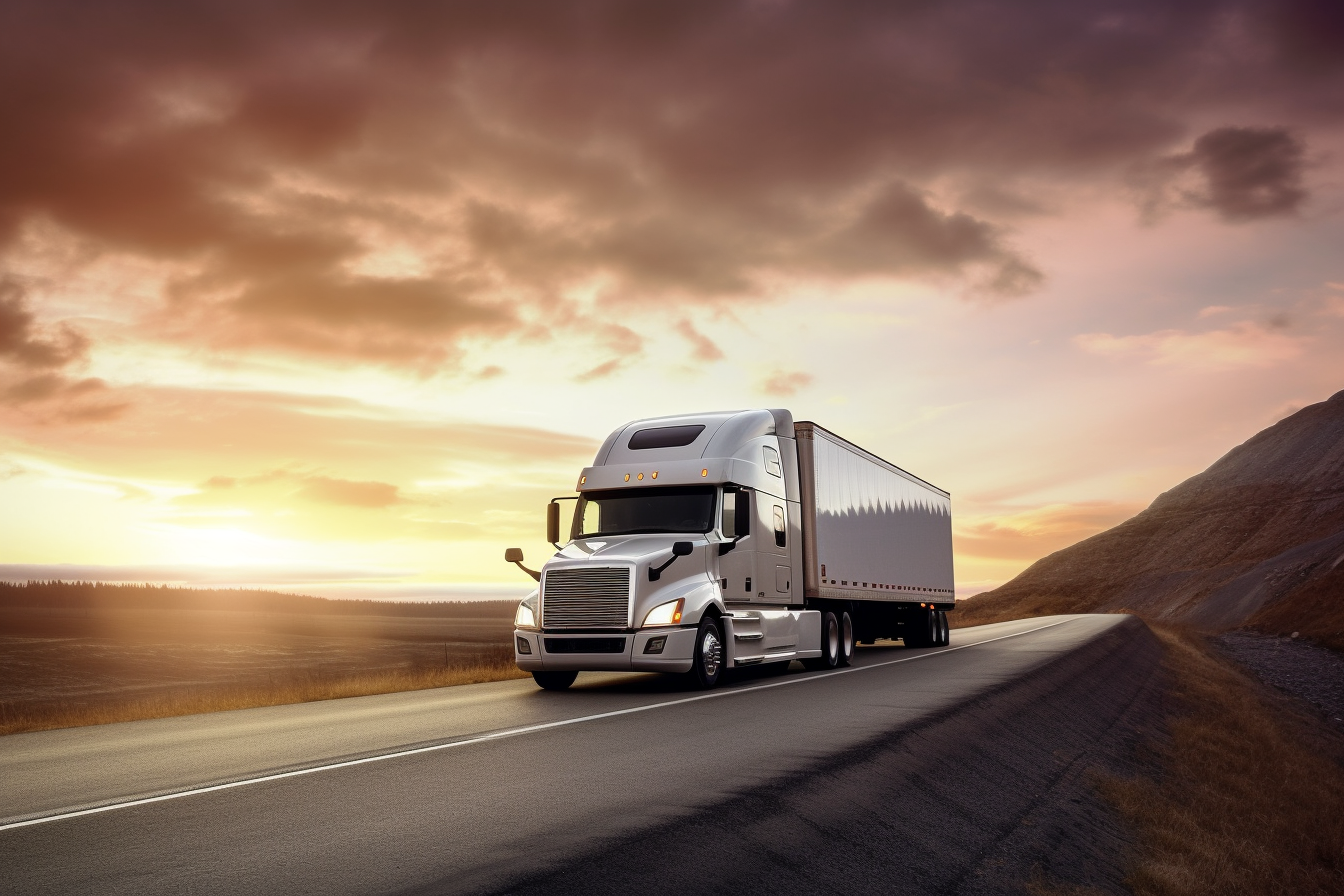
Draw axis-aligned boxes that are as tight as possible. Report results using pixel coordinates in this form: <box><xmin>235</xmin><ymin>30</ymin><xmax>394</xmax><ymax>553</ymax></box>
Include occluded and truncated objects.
<box><xmin>715</xmin><ymin>486</ymin><xmax>757</xmax><ymax>603</ymax></box>
<box><xmin>716</xmin><ymin>488</ymin><xmax>790</xmax><ymax>604</ymax></box>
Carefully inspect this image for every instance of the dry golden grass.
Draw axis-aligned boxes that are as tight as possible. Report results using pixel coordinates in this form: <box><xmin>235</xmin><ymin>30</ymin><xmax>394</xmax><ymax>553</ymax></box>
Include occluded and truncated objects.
<box><xmin>1102</xmin><ymin>626</ymin><xmax>1344</xmax><ymax>896</ymax></box>
<box><xmin>0</xmin><ymin>657</ymin><xmax>530</xmax><ymax>737</ymax></box>
<box><xmin>954</xmin><ymin>607</ymin><xmax>1344</xmax><ymax>894</ymax></box>
<box><xmin>1243</xmin><ymin>565</ymin><xmax>1344</xmax><ymax>652</ymax></box>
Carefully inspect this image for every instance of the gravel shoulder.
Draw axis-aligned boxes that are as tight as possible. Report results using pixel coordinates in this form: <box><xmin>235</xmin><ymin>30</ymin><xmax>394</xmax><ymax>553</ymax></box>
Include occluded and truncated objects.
<box><xmin>1214</xmin><ymin>631</ymin><xmax>1344</xmax><ymax>732</ymax></box>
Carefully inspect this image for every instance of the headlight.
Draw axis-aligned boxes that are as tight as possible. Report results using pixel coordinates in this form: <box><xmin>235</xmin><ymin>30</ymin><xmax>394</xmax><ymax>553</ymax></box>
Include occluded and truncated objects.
<box><xmin>642</xmin><ymin>598</ymin><xmax>685</xmax><ymax>627</ymax></box>
<box><xmin>515</xmin><ymin>601</ymin><xmax>537</xmax><ymax>629</ymax></box>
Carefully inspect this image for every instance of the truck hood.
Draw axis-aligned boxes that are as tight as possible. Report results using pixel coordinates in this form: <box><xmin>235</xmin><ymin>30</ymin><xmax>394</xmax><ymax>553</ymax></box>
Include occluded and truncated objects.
<box><xmin>554</xmin><ymin>534</ymin><xmax>709</xmax><ymax>565</ymax></box>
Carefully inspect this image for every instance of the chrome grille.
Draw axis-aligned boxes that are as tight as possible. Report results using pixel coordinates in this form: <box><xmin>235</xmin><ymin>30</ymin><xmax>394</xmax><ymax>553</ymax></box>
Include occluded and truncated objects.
<box><xmin>542</xmin><ymin>567</ymin><xmax>631</xmax><ymax>629</ymax></box>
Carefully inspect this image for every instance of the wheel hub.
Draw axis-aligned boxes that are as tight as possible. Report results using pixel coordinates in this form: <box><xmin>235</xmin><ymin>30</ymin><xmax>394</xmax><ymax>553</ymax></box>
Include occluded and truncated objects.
<box><xmin>702</xmin><ymin>629</ymin><xmax>721</xmax><ymax>677</ymax></box>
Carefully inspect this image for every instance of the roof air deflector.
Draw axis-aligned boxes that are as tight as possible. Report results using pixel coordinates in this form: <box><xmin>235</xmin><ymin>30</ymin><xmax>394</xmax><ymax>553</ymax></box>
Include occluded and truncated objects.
<box><xmin>628</xmin><ymin>424</ymin><xmax>706</xmax><ymax>450</ymax></box>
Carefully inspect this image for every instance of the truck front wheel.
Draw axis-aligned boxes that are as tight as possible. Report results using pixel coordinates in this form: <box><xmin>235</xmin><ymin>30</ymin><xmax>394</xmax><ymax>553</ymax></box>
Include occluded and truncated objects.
<box><xmin>686</xmin><ymin>616</ymin><xmax>724</xmax><ymax>689</ymax></box>
<box><xmin>532</xmin><ymin>671</ymin><xmax>578</xmax><ymax>690</ymax></box>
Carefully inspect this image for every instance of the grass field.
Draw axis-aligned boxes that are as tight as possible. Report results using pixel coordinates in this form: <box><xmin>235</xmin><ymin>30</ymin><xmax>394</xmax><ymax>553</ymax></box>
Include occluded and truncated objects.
<box><xmin>0</xmin><ymin>584</ymin><xmax>525</xmax><ymax>735</ymax></box>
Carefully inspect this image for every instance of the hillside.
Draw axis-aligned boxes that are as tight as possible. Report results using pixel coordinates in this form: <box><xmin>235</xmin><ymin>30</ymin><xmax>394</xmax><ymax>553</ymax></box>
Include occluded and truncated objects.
<box><xmin>958</xmin><ymin>390</ymin><xmax>1344</xmax><ymax>650</ymax></box>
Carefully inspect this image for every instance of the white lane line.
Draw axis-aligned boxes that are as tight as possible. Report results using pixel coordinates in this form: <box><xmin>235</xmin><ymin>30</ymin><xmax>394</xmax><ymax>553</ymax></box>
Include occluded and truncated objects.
<box><xmin>1</xmin><ymin>617</ymin><xmax>1079</xmax><ymax>833</ymax></box>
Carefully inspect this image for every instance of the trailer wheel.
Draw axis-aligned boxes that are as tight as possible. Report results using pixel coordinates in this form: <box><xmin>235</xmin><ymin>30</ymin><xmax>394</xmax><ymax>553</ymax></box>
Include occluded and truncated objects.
<box><xmin>904</xmin><ymin>610</ymin><xmax>935</xmax><ymax>648</ymax></box>
<box><xmin>532</xmin><ymin>671</ymin><xmax>578</xmax><ymax>691</ymax></box>
<box><xmin>686</xmin><ymin>616</ymin><xmax>724</xmax><ymax>689</ymax></box>
<box><xmin>937</xmin><ymin>611</ymin><xmax>950</xmax><ymax>646</ymax></box>
<box><xmin>838</xmin><ymin>610</ymin><xmax>854</xmax><ymax>667</ymax></box>
<box><xmin>803</xmin><ymin>610</ymin><xmax>842</xmax><ymax>671</ymax></box>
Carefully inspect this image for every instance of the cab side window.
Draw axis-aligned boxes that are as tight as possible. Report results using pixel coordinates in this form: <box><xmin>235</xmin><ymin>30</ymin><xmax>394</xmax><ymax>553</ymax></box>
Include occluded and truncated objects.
<box><xmin>763</xmin><ymin>446</ymin><xmax>782</xmax><ymax>477</ymax></box>
<box><xmin>773</xmin><ymin>505</ymin><xmax>786</xmax><ymax>548</ymax></box>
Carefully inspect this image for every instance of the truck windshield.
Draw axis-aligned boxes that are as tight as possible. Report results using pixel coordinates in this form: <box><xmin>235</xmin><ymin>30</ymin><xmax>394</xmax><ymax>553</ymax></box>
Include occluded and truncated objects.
<box><xmin>572</xmin><ymin>486</ymin><xmax>716</xmax><ymax>538</ymax></box>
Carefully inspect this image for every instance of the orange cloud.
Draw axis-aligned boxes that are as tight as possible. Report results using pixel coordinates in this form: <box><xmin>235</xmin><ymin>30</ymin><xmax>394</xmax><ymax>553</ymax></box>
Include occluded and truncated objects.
<box><xmin>955</xmin><ymin>502</ymin><xmax>1142</xmax><ymax>561</ymax></box>
<box><xmin>0</xmin><ymin>387</ymin><xmax>598</xmax><ymax>484</ymax></box>
<box><xmin>197</xmin><ymin>471</ymin><xmax>401</xmax><ymax>508</ymax></box>
<box><xmin>760</xmin><ymin>370</ymin><xmax>813</xmax><ymax>397</ymax></box>
<box><xmin>1074</xmin><ymin>322</ymin><xmax>1304</xmax><ymax>370</ymax></box>
<box><xmin>674</xmin><ymin>319</ymin><xmax>724</xmax><ymax>362</ymax></box>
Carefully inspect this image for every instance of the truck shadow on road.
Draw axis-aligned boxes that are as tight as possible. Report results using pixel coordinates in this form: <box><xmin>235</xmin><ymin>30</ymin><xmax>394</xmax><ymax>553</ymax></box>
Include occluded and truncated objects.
<box><xmin>538</xmin><ymin>641</ymin><xmax>923</xmax><ymax>697</ymax></box>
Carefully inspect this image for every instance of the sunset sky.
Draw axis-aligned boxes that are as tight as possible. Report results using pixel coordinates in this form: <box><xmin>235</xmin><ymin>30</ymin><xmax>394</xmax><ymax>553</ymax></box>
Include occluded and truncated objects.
<box><xmin>1</xmin><ymin>0</ymin><xmax>1341</xmax><ymax>601</ymax></box>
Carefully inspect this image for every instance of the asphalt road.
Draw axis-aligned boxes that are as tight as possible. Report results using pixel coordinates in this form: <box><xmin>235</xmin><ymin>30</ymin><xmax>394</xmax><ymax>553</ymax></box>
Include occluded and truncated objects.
<box><xmin>0</xmin><ymin>615</ymin><xmax>1164</xmax><ymax>895</ymax></box>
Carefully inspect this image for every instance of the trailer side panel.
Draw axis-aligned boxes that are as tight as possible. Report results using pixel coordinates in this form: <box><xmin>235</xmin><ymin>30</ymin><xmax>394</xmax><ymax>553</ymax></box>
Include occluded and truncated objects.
<box><xmin>797</xmin><ymin>423</ymin><xmax>954</xmax><ymax>602</ymax></box>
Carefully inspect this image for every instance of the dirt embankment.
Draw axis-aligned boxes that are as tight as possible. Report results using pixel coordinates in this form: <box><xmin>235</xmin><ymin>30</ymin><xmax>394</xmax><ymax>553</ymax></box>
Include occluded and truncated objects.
<box><xmin>956</xmin><ymin>390</ymin><xmax>1344</xmax><ymax>649</ymax></box>
<box><xmin>1105</xmin><ymin>627</ymin><xmax>1344</xmax><ymax>896</ymax></box>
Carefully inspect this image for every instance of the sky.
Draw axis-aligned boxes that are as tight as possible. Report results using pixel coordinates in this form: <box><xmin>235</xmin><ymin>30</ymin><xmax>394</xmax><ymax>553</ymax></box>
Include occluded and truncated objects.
<box><xmin>1</xmin><ymin>0</ymin><xmax>1341</xmax><ymax>601</ymax></box>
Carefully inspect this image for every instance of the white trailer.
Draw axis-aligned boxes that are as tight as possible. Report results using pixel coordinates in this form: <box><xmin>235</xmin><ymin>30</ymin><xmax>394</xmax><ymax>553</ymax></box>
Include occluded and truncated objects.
<box><xmin>507</xmin><ymin>409</ymin><xmax>954</xmax><ymax>689</ymax></box>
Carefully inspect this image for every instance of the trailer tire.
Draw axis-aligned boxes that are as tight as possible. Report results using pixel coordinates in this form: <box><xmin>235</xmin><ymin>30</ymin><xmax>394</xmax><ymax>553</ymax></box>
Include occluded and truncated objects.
<box><xmin>532</xmin><ymin>671</ymin><xmax>578</xmax><ymax>691</ymax></box>
<box><xmin>905</xmin><ymin>610</ymin><xmax>935</xmax><ymax>648</ymax></box>
<box><xmin>838</xmin><ymin>610</ymin><xmax>854</xmax><ymax>667</ymax></box>
<box><xmin>803</xmin><ymin>610</ymin><xmax>842</xmax><ymax>671</ymax></box>
<box><xmin>937</xmin><ymin>611</ymin><xmax>950</xmax><ymax>646</ymax></box>
<box><xmin>686</xmin><ymin>616</ymin><xmax>724</xmax><ymax>689</ymax></box>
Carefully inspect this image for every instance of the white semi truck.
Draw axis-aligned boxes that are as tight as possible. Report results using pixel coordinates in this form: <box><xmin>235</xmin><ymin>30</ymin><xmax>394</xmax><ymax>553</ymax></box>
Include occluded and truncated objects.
<box><xmin>506</xmin><ymin>409</ymin><xmax>955</xmax><ymax>689</ymax></box>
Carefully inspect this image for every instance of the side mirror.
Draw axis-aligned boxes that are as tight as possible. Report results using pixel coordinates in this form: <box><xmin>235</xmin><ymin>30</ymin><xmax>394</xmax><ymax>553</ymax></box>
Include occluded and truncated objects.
<box><xmin>649</xmin><ymin>541</ymin><xmax>695</xmax><ymax>582</ymax></box>
<box><xmin>546</xmin><ymin>502</ymin><xmax>561</xmax><ymax>546</ymax></box>
<box><xmin>504</xmin><ymin>548</ymin><xmax>540</xmax><ymax>582</ymax></box>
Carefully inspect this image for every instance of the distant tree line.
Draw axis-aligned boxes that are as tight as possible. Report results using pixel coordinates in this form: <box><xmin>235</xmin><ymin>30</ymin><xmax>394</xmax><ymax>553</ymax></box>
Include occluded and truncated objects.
<box><xmin>0</xmin><ymin>581</ymin><xmax>517</xmax><ymax>618</ymax></box>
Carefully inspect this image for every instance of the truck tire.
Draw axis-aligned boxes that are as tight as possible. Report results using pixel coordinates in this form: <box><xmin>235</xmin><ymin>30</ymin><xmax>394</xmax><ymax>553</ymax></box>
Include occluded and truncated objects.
<box><xmin>838</xmin><ymin>610</ymin><xmax>854</xmax><ymax>667</ymax></box>
<box><xmin>802</xmin><ymin>610</ymin><xmax>842</xmax><ymax>671</ymax></box>
<box><xmin>532</xmin><ymin>670</ymin><xmax>578</xmax><ymax>690</ymax></box>
<box><xmin>904</xmin><ymin>610</ymin><xmax>935</xmax><ymax>648</ymax></box>
<box><xmin>686</xmin><ymin>616</ymin><xmax>724</xmax><ymax>689</ymax></box>
<box><xmin>937</xmin><ymin>611</ymin><xmax>950</xmax><ymax>646</ymax></box>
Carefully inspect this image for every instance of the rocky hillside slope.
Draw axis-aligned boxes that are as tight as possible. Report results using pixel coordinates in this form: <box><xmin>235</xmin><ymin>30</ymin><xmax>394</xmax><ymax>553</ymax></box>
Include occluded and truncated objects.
<box><xmin>959</xmin><ymin>390</ymin><xmax>1344</xmax><ymax>649</ymax></box>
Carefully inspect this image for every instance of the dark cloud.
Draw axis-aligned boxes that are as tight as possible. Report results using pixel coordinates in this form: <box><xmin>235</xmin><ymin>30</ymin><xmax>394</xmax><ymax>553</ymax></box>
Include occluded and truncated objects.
<box><xmin>4</xmin><ymin>374</ymin><xmax>102</xmax><ymax>403</ymax></box>
<box><xmin>1188</xmin><ymin>127</ymin><xmax>1308</xmax><ymax>221</ymax></box>
<box><xmin>0</xmin><ymin>280</ymin><xmax>88</xmax><ymax>369</ymax></box>
<box><xmin>1140</xmin><ymin>126</ymin><xmax>1310</xmax><ymax>222</ymax></box>
<box><xmin>816</xmin><ymin>183</ymin><xmax>1043</xmax><ymax>296</ymax></box>
<box><xmin>0</xmin><ymin>279</ymin><xmax>126</xmax><ymax>420</ymax></box>
<box><xmin>0</xmin><ymin>0</ymin><xmax>1339</xmax><ymax>366</ymax></box>
<box><xmin>1</xmin><ymin>373</ymin><xmax>129</xmax><ymax>421</ymax></box>
<box><xmin>1263</xmin><ymin>0</ymin><xmax>1344</xmax><ymax>74</ymax></box>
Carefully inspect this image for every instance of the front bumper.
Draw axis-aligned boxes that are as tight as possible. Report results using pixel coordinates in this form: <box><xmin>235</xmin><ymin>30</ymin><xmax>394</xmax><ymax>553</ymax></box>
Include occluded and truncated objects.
<box><xmin>513</xmin><ymin>627</ymin><xmax>697</xmax><ymax>674</ymax></box>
